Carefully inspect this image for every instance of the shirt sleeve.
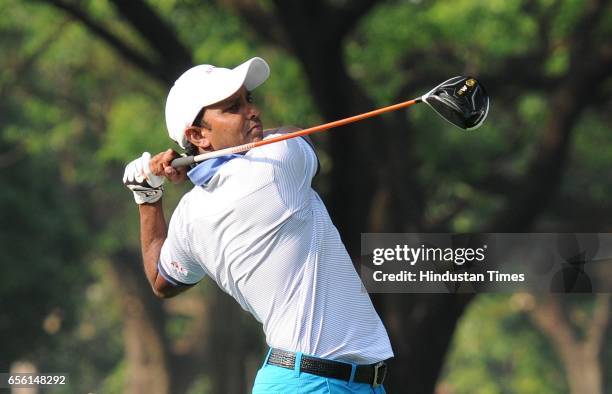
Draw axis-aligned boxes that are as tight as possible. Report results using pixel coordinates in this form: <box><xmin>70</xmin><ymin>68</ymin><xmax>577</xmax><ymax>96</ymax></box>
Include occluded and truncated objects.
<box><xmin>158</xmin><ymin>202</ymin><xmax>206</xmax><ymax>286</ymax></box>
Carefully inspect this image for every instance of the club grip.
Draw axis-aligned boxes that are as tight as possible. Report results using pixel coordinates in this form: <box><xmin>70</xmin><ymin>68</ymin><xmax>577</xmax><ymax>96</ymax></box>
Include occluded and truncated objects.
<box><xmin>171</xmin><ymin>155</ymin><xmax>195</xmax><ymax>168</ymax></box>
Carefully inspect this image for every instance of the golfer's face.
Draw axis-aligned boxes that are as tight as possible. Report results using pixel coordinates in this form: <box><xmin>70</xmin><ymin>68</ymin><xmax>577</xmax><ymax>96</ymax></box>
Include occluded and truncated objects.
<box><xmin>202</xmin><ymin>86</ymin><xmax>263</xmax><ymax>150</ymax></box>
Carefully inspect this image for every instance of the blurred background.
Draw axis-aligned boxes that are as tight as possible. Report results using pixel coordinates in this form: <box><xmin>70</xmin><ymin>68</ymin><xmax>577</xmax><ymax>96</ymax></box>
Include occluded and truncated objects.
<box><xmin>0</xmin><ymin>0</ymin><xmax>611</xmax><ymax>393</ymax></box>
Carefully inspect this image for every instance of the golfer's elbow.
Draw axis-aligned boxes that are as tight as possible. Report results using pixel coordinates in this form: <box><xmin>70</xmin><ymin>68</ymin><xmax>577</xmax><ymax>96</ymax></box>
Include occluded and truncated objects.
<box><xmin>152</xmin><ymin>274</ymin><xmax>190</xmax><ymax>298</ymax></box>
<box><xmin>153</xmin><ymin>290</ymin><xmax>174</xmax><ymax>299</ymax></box>
<box><xmin>152</xmin><ymin>284</ymin><xmax>185</xmax><ymax>298</ymax></box>
<box><xmin>152</xmin><ymin>286</ymin><xmax>170</xmax><ymax>298</ymax></box>
<box><xmin>151</xmin><ymin>281</ymin><xmax>175</xmax><ymax>299</ymax></box>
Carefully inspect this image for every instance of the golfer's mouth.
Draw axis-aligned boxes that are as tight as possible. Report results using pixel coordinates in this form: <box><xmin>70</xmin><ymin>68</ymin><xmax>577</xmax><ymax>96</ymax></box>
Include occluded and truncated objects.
<box><xmin>249</xmin><ymin>123</ymin><xmax>263</xmax><ymax>134</ymax></box>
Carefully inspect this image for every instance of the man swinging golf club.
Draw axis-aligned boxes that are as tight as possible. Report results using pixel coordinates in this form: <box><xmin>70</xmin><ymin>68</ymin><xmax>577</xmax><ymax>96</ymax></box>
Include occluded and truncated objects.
<box><xmin>123</xmin><ymin>57</ymin><xmax>394</xmax><ymax>393</ymax></box>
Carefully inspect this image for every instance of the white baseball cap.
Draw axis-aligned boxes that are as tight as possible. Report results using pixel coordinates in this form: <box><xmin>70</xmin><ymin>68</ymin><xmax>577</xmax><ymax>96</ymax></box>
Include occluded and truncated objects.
<box><xmin>165</xmin><ymin>57</ymin><xmax>270</xmax><ymax>148</ymax></box>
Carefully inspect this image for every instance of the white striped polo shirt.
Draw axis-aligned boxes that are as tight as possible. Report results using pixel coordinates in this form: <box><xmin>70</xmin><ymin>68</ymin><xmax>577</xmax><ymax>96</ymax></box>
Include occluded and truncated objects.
<box><xmin>159</xmin><ymin>131</ymin><xmax>393</xmax><ymax>364</ymax></box>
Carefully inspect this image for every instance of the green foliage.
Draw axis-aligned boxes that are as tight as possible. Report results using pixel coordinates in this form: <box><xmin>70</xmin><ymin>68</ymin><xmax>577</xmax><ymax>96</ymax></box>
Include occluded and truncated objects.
<box><xmin>186</xmin><ymin>374</ymin><xmax>212</xmax><ymax>394</ymax></box>
<box><xmin>99</xmin><ymin>94</ymin><xmax>169</xmax><ymax>162</ymax></box>
<box><xmin>0</xmin><ymin>143</ymin><xmax>89</xmax><ymax>369</ymax></box>
<box><xmin>347</xmin><ymin>1</ymin><xmax>538</xmax><ymax>102</ymax></box>
<box><xmin>566</xmin><ymin>112</ymin><xmax>612</xmax><ymax>202</ymax></box>
<box><xmin>440</xmin><ymin>295</ymin><xmax>569</xmax><ymax>394</ymax></box>
<box><xmin>38</xmin><ymin>262</ymin><xmax>125</xmax><ymax>394</ymax></box>
<box><xmin>257</xmin><ymin>52</ymin><xmax>321</xmax><ymax>129</ymax></box>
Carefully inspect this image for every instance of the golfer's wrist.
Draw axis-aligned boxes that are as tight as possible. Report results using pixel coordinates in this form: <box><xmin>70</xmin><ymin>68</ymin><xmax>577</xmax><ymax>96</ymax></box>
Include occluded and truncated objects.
<box><xmin>139</xmin><ymin>199</ymin><xmax>163</xmax><ymax>210</ymax></box>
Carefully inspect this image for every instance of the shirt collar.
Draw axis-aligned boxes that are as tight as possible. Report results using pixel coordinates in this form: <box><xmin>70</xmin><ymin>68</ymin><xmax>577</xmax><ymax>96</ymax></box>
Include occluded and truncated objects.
<box><xmin>187</xmin><ymin>154</ymin><xmax>242</xmax><ymax>186</ymax></box>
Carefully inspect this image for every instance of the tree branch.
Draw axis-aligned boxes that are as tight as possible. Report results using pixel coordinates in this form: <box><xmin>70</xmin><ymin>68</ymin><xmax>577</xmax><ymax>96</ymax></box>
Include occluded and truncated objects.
<box><xmin>271</xmin><ymin>0</ymin><xmax>338</xmax><ymax>53</ymax></box>
<box><xmin>222</xmin><ymin>0</ymin><xmax>290</xmax><ymax>50</ymax></box>
<box><xmin>270</xmin><ymin>0</ymin><xmax>382</xmax><ymax>52</ymax></box>
<box><xmin>34</xmin><ymin>0</ymin><xmax>162</xmax><ymax>81</ymax></box>
<box><xmin>426</xmin><ymin>198</ymin><xmax>470</xmax><ymax>232</ymax></box>
<box><xmin>528</xmin><ymin>296</ymin><xmax>578</xmax><ymax>365</ymax></box>
<box><xmin>0</xmin><ymin>144</ymin><xmax>25</xmax><ymax>168</ymax></box>
<box><xmin>586</xmin><ymin>294</ymin><xmax>611</xmax><ymax>355</ymax></box>
<box><xmin>108</xmin><ymin>0</ymin><xmax>193</xmax><ymax>82</ymax></box>
<box><xmin>329</xmin><ymin>0</ymin><xmax>381</xmax><ymax>38</ymax></box>
<box><xmin>548</xmin><ymin>195</ymin><xmax>612</xmax><ymax>231</ymax></box>
<box><xmin>528</xmin><ymin>295</ymin><xmax>607</xmax><ymax>394</ymax></box>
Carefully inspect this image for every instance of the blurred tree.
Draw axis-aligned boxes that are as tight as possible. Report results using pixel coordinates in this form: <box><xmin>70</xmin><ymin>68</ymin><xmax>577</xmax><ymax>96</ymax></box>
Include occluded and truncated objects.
<box><xmin>440</xmin><ymin>294</ymin><xmax>611</xmax><ymax>394</ymax></box>
<box><xmin>527</xmin><ymin>294</ymin><xmax>610</xmax><ymax>394</ymax></box>
<box><xmin>0</xmin><ymin>6</ymin><xmax>89</xmax><ymax>371</ymax></box>
<box><xmin>441</xmin><ymin>294</ymin><xmax>569</xmax><ymax>394</ymax></box>
<box><xmin>0</xmin><ymin>136</ymin><xmax>87</xmax><ymax>372</ymax></box>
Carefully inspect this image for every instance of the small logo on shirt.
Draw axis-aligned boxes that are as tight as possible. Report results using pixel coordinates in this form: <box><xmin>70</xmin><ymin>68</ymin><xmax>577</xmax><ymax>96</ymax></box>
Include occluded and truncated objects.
<box><xmin>171</xmin><ymin>261</ymin><xmax>188</xmax><ymax>276</ymax></box>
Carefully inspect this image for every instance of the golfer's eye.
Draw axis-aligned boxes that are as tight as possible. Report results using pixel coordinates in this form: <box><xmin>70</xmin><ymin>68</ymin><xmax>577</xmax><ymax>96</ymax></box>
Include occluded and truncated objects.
<box><xmin>246</xmin><ymin>92</ymin><xmax>253</xmax><ymax>103</ymax></box>
<box><xmin>226</xmin><ymin>101</ymin><xmax>240</xmax><ymax>112</ymax></box>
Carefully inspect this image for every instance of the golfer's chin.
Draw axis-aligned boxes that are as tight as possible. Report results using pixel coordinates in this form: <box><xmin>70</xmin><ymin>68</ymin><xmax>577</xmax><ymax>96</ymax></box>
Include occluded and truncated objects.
<box><xmin>248</xmin><ymin>128</ymin><xmax>264</xmax><ymax>142</ymax></box>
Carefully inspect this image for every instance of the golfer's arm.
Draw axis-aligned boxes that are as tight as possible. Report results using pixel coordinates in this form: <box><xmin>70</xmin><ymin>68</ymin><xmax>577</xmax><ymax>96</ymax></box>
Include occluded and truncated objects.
<box><xmin>139</xmin><ymin>201</ymin><xmax>190</xmax><ymax>298</ymax></box>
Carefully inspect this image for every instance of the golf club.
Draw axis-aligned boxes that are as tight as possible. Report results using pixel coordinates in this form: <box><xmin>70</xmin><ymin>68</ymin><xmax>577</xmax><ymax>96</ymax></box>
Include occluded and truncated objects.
<box><xmin>171</xmin><ymin>76</ymin><xmax>489</xmax><ymax>168</ymax></box>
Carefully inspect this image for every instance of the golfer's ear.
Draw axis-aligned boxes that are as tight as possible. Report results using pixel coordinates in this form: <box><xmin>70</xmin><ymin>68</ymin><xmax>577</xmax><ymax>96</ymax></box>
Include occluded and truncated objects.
<box><xmin>185</xmin><ymin>127</ymin><xmax>211</xmax><ymax>150</ymax></box>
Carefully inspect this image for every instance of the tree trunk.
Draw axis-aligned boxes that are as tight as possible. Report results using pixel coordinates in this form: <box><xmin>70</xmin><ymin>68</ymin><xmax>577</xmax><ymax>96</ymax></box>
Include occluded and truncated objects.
<box><xmin>107</xmin><ymin>250</ymin><xmax>171</xmax><ymax>394</ymax></box>
<box><xmin>564</xmin><ymin>348</ymin><xmax>602</xmax><ymax>394</ymax></box>
<box><xmin>528</xmin><ymin>295</ymin><xmax>610</xmax><ymax>394</ymax></box>
<box><xmin>374</xmin><ymin>294</ymin><xmax>473</xmax><ymax>393</ymax></box>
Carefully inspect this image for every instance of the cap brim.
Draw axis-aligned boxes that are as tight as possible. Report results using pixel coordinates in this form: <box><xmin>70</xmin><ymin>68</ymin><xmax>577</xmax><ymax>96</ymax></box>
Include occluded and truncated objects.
<box><xmin>233</xmin><ymin>57</ymin><xmax>270</xmax><ymax>92</ymax></box>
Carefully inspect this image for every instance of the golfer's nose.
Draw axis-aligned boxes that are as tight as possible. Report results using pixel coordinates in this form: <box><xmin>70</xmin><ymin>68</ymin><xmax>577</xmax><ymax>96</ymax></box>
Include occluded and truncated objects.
<box><xmin>246</xmin><ymin>103</ymin><xmax>260</xmax><ymax>119</ymax></box>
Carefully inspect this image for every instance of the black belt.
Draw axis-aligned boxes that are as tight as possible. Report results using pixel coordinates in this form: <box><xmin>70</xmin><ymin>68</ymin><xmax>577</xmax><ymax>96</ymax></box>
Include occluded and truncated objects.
<box><xmin>266</xmin><ymin>348</ymin><xmax>388</xmax><ymax>387</ymax></box>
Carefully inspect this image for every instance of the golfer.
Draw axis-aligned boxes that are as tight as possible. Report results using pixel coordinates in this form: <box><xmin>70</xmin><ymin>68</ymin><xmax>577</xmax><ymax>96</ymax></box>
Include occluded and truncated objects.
<box><xmin>123</xmin><ymin>57</ymin><xmax>393</xmax><ymax>393</ymax></box>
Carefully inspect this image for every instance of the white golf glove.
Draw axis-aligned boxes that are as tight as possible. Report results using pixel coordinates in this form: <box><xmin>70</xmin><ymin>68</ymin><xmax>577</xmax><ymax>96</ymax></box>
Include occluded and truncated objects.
<box><xmin>123</xmin><ymin>152</ymin><xmax>165</xmax><ymax>204</ymax></box>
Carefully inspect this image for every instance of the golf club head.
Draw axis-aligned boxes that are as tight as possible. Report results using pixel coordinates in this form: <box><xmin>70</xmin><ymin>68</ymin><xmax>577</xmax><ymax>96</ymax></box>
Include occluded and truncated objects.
<box><xmin>421</xmin><ymin>76</ymin><xmax>489</xmax><ymax>130</ymax></box>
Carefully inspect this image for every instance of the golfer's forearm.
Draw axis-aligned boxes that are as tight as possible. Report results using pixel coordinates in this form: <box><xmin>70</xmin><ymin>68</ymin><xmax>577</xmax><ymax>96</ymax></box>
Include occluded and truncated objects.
<box><xmin>138</xmin><ymin>200</ymin><xmax>167</xmax><ymax>287</ymax></box>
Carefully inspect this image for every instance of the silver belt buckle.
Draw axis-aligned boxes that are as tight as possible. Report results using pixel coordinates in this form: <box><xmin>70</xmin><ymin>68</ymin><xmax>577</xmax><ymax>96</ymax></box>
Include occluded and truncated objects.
<box><xmin>372</xmin><ymin>361</ymin><xmax>387</xmax><ymax>387</ymax></box>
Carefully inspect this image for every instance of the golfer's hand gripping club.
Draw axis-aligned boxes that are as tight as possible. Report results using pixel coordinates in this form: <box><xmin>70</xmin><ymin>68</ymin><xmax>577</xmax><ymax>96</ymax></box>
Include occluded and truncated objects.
<box><xmin>123</xmin><ymin>152</ymin><xmax>165</xmax><ymax>204</ymax></box>
<box><xmin>124</xmin><ymin>150</ymin><xmax>187</xmax><ymax>203</ymax></box>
